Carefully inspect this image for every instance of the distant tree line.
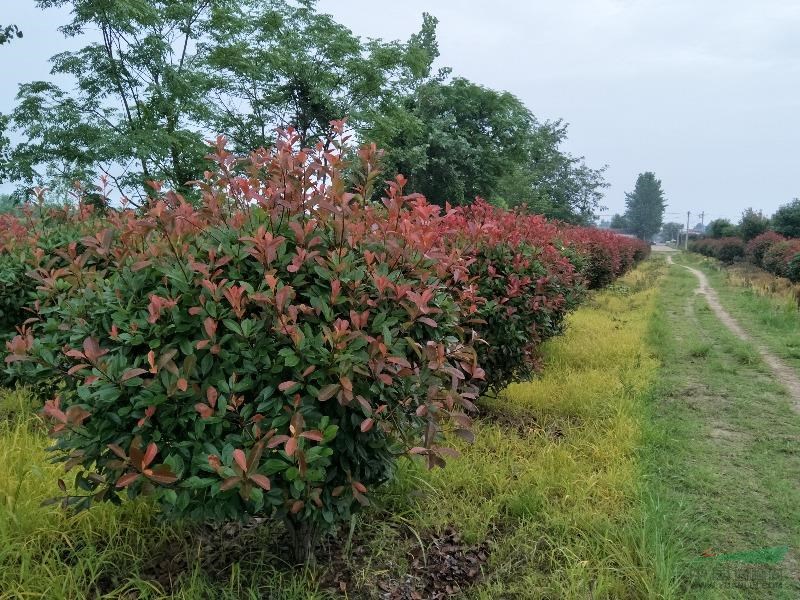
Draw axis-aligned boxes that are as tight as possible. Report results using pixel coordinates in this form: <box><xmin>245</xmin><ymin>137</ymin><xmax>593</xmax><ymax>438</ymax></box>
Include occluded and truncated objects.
<box><xmin>0</xmin><ymin>0</ymin><xmax>606</xmax><ymax>224</ymax></box>
<box><xmin>698</xmin><ymin>202</ymin><xmax>798</xmax><ymax>242</ymax></box>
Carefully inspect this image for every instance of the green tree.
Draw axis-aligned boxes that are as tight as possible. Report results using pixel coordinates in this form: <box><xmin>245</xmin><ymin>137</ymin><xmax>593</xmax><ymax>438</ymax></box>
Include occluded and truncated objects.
<box><xmin>0</xmin><ymin>25</ymin><xmax>22</xmax><ymax>45</ymax></box>
<box><xmin>706</xmin><ymin>218</ymin><xmax>738</xmax><ymax>238</ymax></box>
<box><xmin>738</xmin><ymin>208</ymin><xmax>769</xmax><ymax>241</ymax></box>
<box><xmin>1</xmin><ymin>1</ymin><xmax>222</xmax><ymax>202</ymax></box>
<box><xmin>367</xmin><ymin>78</ymin><xmax>531</xmax><ymax>207</ymax></box>
<box><xmin>367</xmin><ymin>78</ymin><xmax>606</xmax><ymax>221</ymax></box>
<box><xmin>623</xmin><ymin>172</ymin><xmax>666</xmax><ymax>240</ymax></box>
<box><xmin>208</xmin><ymin>1</ymin><xmax>440</xmax><ymax>151</ymax></box>
<box><xmin>0</xmin><ymin>193</ymin><xmax>19</xmax><ymax>213</ymax></box>
<box><xmin>771</xmin><ymin>198</ymin><xmax>800</xmax><ymax>238</ymax></box>
<box><xmin>661</xmin><ymin>221</ymin><xmax>683</xmax><ymax>241</ymax></box>
<box><xmin>496</xmin><ymin>120</ymin><xmax>607</xmax><ymax>223</ymax></box>
<box><xmin>1</xmin><ymin>1</ymin><xmax>440</xmax><ymax>201</ymax></box>
<box><xmin>610</xmin><ymin>213</ymin><xmax>628</xmax><ymax>230</ymax></box>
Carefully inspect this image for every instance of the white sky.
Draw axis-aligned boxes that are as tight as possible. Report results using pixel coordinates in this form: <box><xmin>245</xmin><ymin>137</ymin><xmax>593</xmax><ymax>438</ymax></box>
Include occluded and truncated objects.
<box><xmin>3</xmin><ymin>0</ymin><xmax>800</xmax><ymax>224</ymax></box>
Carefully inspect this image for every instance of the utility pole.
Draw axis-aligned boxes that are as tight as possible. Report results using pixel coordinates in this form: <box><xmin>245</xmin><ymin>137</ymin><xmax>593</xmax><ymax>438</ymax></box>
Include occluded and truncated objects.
<box><xmin>685</xmin><ymin>211</ymin><xmax>691</xmax><ymax>250</ymax></box>
<box><xmin>699</xmin><ymin>211</ymin><xmax>705</xmax><ymax>230</ymax></box>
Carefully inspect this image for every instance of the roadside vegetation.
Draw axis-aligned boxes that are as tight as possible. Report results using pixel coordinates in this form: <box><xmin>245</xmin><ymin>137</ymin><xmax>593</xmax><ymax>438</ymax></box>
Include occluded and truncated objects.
<box><xmin>0</xmin><ymin>260</ymin><xmax>664</xmax><ymax>598</ymax></box>
<box><xmin>644</xmin><ymin>258</ymin><xmax>800</xmax><ymax>599</ymax></box>
<box><xmin>676</xmin><ymin>253</ymin><xmax>800</xmax><ymax>375</ymax></box>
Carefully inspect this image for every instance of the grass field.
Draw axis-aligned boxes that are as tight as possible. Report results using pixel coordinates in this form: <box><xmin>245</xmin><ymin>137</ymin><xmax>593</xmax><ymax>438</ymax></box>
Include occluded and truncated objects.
<box><xmin>647</xmin><ymin>256</ymin><xmax>800</xmax><ymax>598</ymax></box>
<box><xmin>674</xmin><ymin>253</ymin><xmax>800</xmax><ymax>374</ymax></box>
<box><xmin>0</xmin><ymin>261</ymin><xmax>670</xmax><ymax>599</ymax></box>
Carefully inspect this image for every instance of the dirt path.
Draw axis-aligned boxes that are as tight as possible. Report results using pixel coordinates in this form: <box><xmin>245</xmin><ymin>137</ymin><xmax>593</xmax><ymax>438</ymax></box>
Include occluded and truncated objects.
<box><xmin>667</xmin><ymin>254</ymin><xmax>800</xmax><ymax>411</ymax></box>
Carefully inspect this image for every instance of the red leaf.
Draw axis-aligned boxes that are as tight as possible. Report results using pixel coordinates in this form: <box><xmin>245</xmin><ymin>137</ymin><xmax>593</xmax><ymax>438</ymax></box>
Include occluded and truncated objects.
<box><xmin>147</xmin><ymin>465</ymin><xmax>178</xmax><ymax>485</ymax></box>
<box><xmin>285</xmin><ymin>437</ymin><xmax>297</xmax><ymax>457</ymax></box>
<box><xmin>233</xmin><ymin>449</ymin><xmax>248</xmax><ymax>473</ymax></box>
<box><xmin>267</xmin><ymin>435</ymin><xmax>289</xmax><ymax>449</ymax></box>
<box><xmin>83</xmin><ymin>337</ymin><xmax>107</xmax><ymax>363</ymax></box>
<box><xmin>121</xmin><ymin>368</ymin><xmax>147</xmax><ymax>382</ymax></box>
<box><xmin>65</xmin><ymin>406</ymin><xmax>91</xmax><ymax>426</ymax></box>
<box><xmin>278</xmin><ymin>380</ymin><xmax>298</xmax><ymax>392</ymax></box>
<box><xmin>107</xmin><ymin>443</ymin><xmax>127</xmax><ymax>460</ymax></box>
<box><xmin>67</xmin><ymin>364</ymin><xmax>90</xmax><ymax>375</ymax></box>
<box><xmin>203</xmin><ymin>317</ymin><xmax>217</xmax><ymax>339</ymax></box>
<box><xmin>115</xmin><ymin>472</ymin><xmax>140</xmax><ymax>488</ymax></box>
<box><xmin>300</xmin><ymin>430</ymin><xmax>324</xmax><ymax>442</ymax></box>
<box><xmin>290</xmin><ymin>500</ymin><xmax>304</xmax><ymax>514</ymax></box>
<box><xmin>142</xmin><ymin>443</ymin><xmax>158</xmax><ymax>469</ymax></box>
<box><xmin>177</xmin><ymin>378</ymin><xmax>188</xmax><ymax>392</ymax></box>
<box><xmin>249</xmin><ymin>474</ymin><xmax>271</xmax><ymax>491</ymax></box>
<box><xmin>208</xmin><ymin>454</ymin><xmax>222</xmax><ymax>471</ymax></box>
<box><xmin>206</xmin><ymin>386</ymin><xmax>218</xmax><ymax>408</ymax></box>
<box><xmin>360</xmin><ymin>418</ymin><xmax>374</xmax><ymax>433</ymax></box>
<box><xmin>352</xmin><ymin>481</ymin><xmax>367</xmax><ymax>494</ymax></box>
<box><xmin>317</xmin><ymin>384</ymin><xmax>340</xmax><ymax>401</ymax></box>
<box><xmin>195</xmin><ymin>403</ymin><xmax>214</xmax><ymax>418</ymax></box>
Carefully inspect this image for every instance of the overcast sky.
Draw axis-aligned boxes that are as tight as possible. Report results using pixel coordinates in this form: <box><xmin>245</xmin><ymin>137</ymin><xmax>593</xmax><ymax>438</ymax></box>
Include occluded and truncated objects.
<box><xmin>3</xmin><ymin>0</ymin><xmax>799</xmax><ymax>224</ymax></box>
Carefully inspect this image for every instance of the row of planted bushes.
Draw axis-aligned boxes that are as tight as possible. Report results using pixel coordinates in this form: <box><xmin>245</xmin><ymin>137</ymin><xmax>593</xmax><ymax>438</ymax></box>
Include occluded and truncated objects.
<box><xmin>690</xmin><ymin>231</ymin><xmax>800</xmax><ymax>282</ymax></box>
<box><xmin>0</xmin><ymin>126</ymin><xmax>648</xmax><ymax>561</ymax></box>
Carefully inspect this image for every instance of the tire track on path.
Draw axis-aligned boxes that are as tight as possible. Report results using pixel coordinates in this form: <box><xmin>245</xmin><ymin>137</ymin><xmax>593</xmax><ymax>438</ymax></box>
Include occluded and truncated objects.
<box><xmin>667</xmin><ymin>254</ymin><xmax>800</xmax><ymax>411</ymax></box>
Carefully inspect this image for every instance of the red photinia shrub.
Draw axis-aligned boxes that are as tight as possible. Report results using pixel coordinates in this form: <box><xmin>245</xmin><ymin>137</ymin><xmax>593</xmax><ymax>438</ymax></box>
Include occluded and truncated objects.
<box><xmin>0</xmin><ymin>196</ymin><xmax>109</xmax><ymax>381</ymax></box>
<box><xmin>2</xmin><ymin>126</ymin><xmax>649</xmax><ymax>562</ymax></box>
<box><xmin>560</xmin><ymin>228</ymin><xmax>650</xmax><ymax>289</ymax></box>
<box><xmin>745</xmin><ymin>231</ymin><xmax>785</xmax><ymax>268</ymax></box>
<box><xmin>762</xmin><ymin>239</ymin><xmax>800</xmax><ymax>279</ymax></box>
<box><xmin>435</xmin><ymin>200</ymin><xmax>582</xmax><ymax>391</ymax></box>
<box><xmin>5</xmin><ymin>126</ymin><xmax>483</xmax><ymax>561</ymax></box>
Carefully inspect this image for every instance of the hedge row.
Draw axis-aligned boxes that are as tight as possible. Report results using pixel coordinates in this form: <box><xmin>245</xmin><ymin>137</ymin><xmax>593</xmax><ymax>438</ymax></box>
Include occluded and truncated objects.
<box><xmin>1</xmin><ymin>128</ymin><xmax>647</xmax><ymax>559</ymax></box>
<box><xmin>690</xmin><ymin>231</ymin><xmax>800</xmax><ymax>282</ymax></box>
<box><xmin>688</xmin><ymin>237</ymin><xmax>746</xmax><ymax>265</ymax></box>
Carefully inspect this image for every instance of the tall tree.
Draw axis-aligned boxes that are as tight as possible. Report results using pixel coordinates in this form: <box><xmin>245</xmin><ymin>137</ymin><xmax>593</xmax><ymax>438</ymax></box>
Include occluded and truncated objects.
<box><xmin>623</xmin><ymin>172</ymin><xmax>666</xmax><ymax>240</ymax></box>
<box><xmin>0</xmin><ymin>1</ymin><xmax>439</xmax><ymax>200</ymax></box>
<box><xmin>367</xmin><ymin>78</ymin><xmax>606</xmax><ymax>221</ymax></box>
<box><xmin>771</xmin><ymin>198</ymin><xmax>800</xmax><ymax>238</ymax></box>
<box><xmin>609</xmin><ymin>213</ymin><xmax>628</xmax><ymax>230</ymax></box>
<box><xmin>1</xmin><ymin>0</ymin><xmax>223</xmax><ymax>202</ymax></box>
<box><xmin>208</xmin><ymin>1</ymin><xmax>440</xmax><ymax>151</ymax></box>
<box><xmin>496</xmin><ymin>120</ymin><xmax>607</xmax><ymax>223</ymax></box>
<box><xmin>367</xmin><ymin>78</ymin><xmax>531</xmax><ymax>207</ymax></box>
<box><xmin>738</xmin><ymin>208</ymin><xmax>769</xmax><ymax>241</ymax></box>
<box><xmin>706</xmin><ymin>218</ymin><xmax>738</xmax><ymax>238</ymax></box>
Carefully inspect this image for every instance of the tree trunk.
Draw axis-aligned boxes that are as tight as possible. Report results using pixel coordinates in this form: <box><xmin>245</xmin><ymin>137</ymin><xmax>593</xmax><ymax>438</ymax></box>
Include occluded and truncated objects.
<box><xmin>283</xmin><ymin>517</ymin><xmax>321</xmax><ymax>565</ymax></box>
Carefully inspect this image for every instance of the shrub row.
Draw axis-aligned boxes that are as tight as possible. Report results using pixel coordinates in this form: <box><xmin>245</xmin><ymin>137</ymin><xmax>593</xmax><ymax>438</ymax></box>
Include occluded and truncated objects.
<box><xmin>691</xmin><ymin>231</ymin><xmax>800</xmax><ymax>283</ymax></box>
<box><xmin>688</xmin><ymin>237</ymin><xmax>746</xmax><ymax>264</ymax></box>
<box><xmin>1</xmin><ymin>128</ymin><xmax>646</xmax><ymax>559</ymax></box>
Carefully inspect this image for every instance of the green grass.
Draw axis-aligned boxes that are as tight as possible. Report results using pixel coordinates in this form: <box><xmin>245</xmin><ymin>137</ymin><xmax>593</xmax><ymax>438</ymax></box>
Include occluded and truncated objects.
<box><xmin>675</xmin><ymin>253</ymin><xmax>800</xmax><ymax>373</ymax></box>
<box><xmin>642</xmin><ymin>258</ymin><xmax>800</xmax><ymax>598</ymax></box>
<box><xmin>0</xmin><ymin>260</ymin><xmax>674</xmax><ymax>599</ymax></box>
